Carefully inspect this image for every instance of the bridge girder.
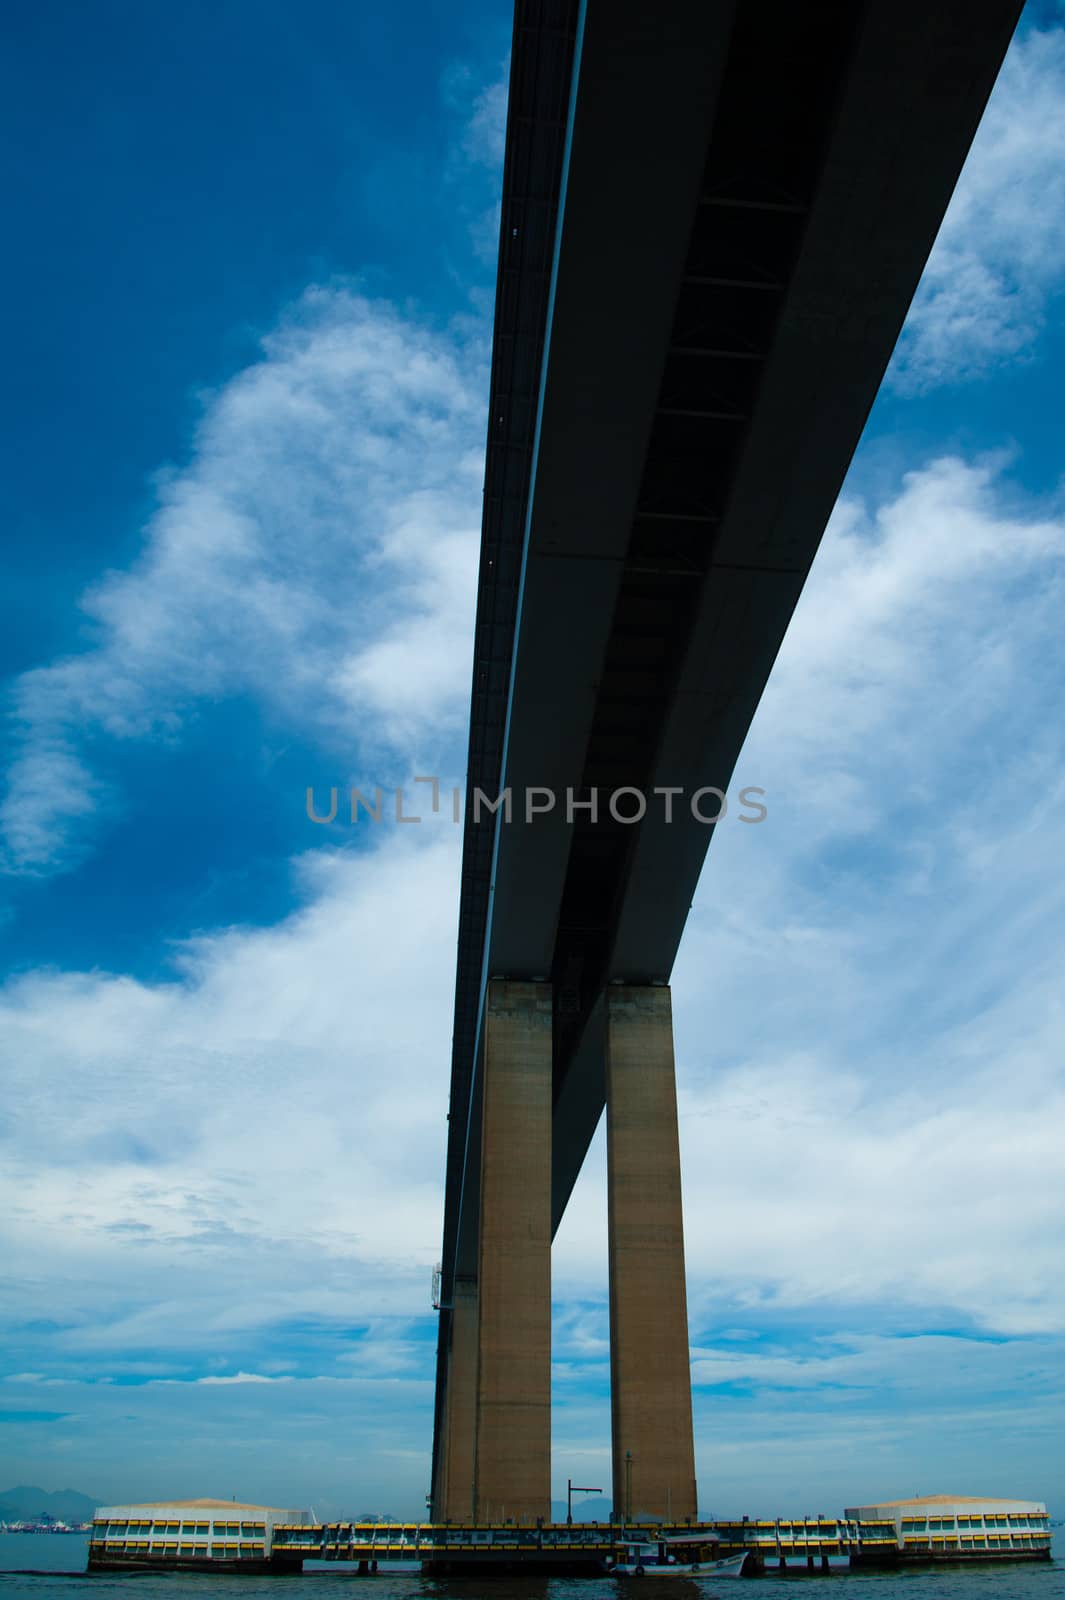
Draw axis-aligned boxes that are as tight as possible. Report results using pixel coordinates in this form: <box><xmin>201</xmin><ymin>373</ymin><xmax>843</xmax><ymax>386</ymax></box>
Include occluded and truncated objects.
<box><xmin>432</xmin><ymin>0</ymin><xmax>1025</xmax><ymax>1507</ymax></box>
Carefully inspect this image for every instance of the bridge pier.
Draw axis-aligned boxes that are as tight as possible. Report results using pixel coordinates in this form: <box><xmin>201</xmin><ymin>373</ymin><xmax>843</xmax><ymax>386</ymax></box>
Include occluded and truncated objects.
<box><xmin>472</xmin><ymin>979</ymin><xmax>553</xmax><ymax>1524</ymax></box>
<box><xmin>439</xmin><ymin>1277</ymin><xmax>479</xmax><ymax>1522</ymax></box>
<box><xmin>606</xmin><ymin>985</ymin><xmax>697</xmax><ymax>1521</ymax></box>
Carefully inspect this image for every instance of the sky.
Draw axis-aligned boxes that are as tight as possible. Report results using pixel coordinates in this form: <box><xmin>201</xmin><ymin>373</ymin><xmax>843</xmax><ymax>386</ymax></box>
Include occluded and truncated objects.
<box><xmin>2</xmin><ymin>0</ymin><xmax>1065</xmax><ymax>1523</ymax></box>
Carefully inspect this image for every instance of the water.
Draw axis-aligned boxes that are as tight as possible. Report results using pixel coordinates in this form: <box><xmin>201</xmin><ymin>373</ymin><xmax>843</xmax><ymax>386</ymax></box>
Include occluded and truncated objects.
<box><xmin>2</xmin><ymin>1535</ymin><xmax>1063</xmax><ymax>1600</ymax></box>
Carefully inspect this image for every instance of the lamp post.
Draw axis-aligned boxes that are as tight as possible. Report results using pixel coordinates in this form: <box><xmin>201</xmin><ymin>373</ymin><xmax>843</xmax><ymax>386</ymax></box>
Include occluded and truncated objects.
<box><xmin>568</xmin><ymin>1480</ymin><xmax>603</xmax><ymax>1525</ymax></box>
<box><xmin>625</xmin><ymin>1452</ymin><xmax>633</xmax><ymax>1525</ymax></box>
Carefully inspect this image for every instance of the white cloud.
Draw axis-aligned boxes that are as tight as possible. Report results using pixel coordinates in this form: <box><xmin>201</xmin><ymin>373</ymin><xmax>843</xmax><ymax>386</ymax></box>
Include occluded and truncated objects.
<box><xmin>1</xmin><ymin>289</ymin><xmax>485</xmax><ymax>875</ymax></box>
<box><xmin>0</xmin><ymin>743</ymin><xmax>110</xmax><ymax>878</ymax></box>
<box><xmin>0</xmin><ymin>831</ymin><xmax>461</xmax><ymax>1379</ymax></box>
<box><xmin>460</xmin><ymin>76</ymin><xmax>508</xmax><ymax>171</ymax></box>
<box><xmin>670</xmin><ymin>456</ymin><xmax>1065</xmax><ymax>1334</ymax></box>
<box><xmin>195</xmin><ymin>1372</ymin><xmax>292</xmax><ymax>1385</ymax></box>
<box><xmin>554</xmin><ymin>456</ymin><xmax>1065</xmax><ymax>1345</ymax></box>
<box><xmin>890</xmin><ymin>26</ymin><xmax>1065</xmax><ymax>390</ymax></box>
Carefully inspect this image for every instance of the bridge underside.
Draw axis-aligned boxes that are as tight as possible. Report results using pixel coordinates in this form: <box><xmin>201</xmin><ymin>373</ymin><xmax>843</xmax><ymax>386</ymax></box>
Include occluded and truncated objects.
<box><xmin>432</xmin><ymin>0</ymin><xmax>1024</xmax><ymax>1520</ymax></box>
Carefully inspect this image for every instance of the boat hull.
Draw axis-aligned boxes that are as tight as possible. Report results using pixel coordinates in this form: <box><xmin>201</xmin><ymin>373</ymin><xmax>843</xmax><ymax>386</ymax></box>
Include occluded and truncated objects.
<box><xmin>611</xmin><ymin>1551</ymin><xmax>751</xmax><ymax>1577</ymax></box>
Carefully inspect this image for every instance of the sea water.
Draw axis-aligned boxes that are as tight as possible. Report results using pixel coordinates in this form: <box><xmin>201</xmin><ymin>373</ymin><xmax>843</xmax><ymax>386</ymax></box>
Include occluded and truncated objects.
<box><xmin>2</xmin><ymin>1534</ymin><xmax>1063</xmax><ymax>1600</ymax></box>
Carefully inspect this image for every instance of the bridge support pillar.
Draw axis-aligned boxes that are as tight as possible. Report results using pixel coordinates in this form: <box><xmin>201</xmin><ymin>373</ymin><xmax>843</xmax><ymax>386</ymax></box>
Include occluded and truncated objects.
<box><xmin>473</xmin><ymin>979</ymin><xmax>553</xmax><ymax>1524</ymax></box>
<box><xmin>606</xmin><ymin>984</ymin><xmax>697</xmax><ymax>1522</ymax></box>
<box><xmin>439</xmin><ymin>1277</ymin><xmax>479</xmax><ymax>1521</ymax></box>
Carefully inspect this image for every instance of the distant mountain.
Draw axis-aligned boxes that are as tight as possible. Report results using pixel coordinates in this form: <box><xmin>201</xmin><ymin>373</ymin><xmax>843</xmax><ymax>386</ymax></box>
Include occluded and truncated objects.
<box><xmin>0</xmin><ymin>1486</ymin><xmax>97</xmax><ymax>1523</ymax></box>
<box><xmin>550</xmin><ymin>1497</ymin><xmax>613</xmax><ymax>1522</ymax></box>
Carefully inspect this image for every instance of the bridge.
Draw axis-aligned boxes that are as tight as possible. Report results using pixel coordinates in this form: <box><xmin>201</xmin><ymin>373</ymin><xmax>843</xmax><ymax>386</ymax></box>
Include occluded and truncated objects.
<box><xmin>431</xmin><ymin>0</ymin><xmax>1024</xmax><ymax>1526</ymax></box>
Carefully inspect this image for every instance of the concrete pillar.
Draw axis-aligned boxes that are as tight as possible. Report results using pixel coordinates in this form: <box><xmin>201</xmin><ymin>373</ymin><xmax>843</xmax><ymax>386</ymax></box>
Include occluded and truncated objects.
<box><xmin>473</xmin><ymin>979</ymin><xmax>553</xmax><ymax>1524</ymax></box>
<box><xmin>440</xmin><ymin>1278</ymin><xmax>479</xmax><ymax>1522</ymax></box>
<box><xmin>606</xmin><ymin>984</ymin><xmax>697</xmax><ymax>1522</ymax></box>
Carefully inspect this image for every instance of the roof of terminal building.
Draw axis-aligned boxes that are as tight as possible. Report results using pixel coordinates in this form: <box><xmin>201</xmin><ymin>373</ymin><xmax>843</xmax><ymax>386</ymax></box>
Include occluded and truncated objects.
<box><xmin>99</xmin><ymin>1499</ymin><xmax>293</xmax><ymax>1512</ymax></box>
<box><xmin>856</xmin><ymin>1495</ymin><xmax>1039</xmax><ymax>1508</ymax></box>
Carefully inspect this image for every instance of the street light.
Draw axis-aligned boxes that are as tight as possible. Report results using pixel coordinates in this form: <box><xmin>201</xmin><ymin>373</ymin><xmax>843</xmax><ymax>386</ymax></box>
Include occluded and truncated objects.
<box><xmin>568</xmin><ymin>1480</ymin><xmax>603</xmax><ymax>1525</ymax></box>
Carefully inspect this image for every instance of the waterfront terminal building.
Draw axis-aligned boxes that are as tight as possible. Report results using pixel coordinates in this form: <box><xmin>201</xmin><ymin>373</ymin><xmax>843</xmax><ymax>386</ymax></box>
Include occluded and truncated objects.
<box><xmin>842</xmin><ymin>1496</ymin><xmax>1052</xmax><ymax>1560</ymax></box>
<box><xmin>89</xmin><ymin>1500</ymin><xmax>318</xmax><ymax>1571</ymax></box>
<box><xmin>87</xmin><ymin>1493</ymin><xmax>1052</xmax><ymax>1574</ymax></box>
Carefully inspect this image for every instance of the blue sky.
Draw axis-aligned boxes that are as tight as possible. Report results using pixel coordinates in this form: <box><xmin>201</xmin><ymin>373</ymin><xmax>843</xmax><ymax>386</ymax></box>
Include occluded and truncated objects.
<box><xmin>2</xmin><ymin>1</ymin><xmax>1065</xmax><ymax>1522</ymax></box>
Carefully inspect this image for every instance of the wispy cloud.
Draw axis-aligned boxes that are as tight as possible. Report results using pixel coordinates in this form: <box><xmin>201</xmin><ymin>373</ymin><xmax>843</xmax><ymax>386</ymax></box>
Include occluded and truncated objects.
<box><xmin>455</xmin><ymin>71</ymin><xmax>508</xmax><ymax>171</ymax></box>
<box><xmin>890</xmin><ymin>26</ymin><xmax>1065</xmax><ymax>391</ymax></box>
<box><xmin>689</xmin><ymin>1333</ymin><xmax>1063</xmax><ymax>1398</ymax></box>
<box><xmin>441</xmin><ymin>59</ymin><xmax>509</xmax><ymax>266</ymax></box>
<box><xmin>0</xmin><ymin>1370</ymin><xmax>434</xmax><ymax>1515</ymax></box>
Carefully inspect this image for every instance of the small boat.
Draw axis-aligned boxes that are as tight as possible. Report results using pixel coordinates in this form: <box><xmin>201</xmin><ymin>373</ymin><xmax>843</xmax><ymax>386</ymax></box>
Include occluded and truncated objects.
<box><xmin>610</xmin><ymin>1541</ymin><xmax>751</xmax><ymax>1577</ymax></box>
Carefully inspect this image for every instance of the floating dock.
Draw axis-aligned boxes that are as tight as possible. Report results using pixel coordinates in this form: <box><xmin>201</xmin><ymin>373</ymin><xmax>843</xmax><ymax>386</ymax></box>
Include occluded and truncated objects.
<box><xmin>87</xmin><ymin>1495</ymin><xmax>1053</xmax><ymax>1575</ymax></box>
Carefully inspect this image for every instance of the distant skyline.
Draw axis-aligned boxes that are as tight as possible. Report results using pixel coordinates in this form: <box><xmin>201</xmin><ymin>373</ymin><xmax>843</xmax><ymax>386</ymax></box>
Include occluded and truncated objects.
<box><xmin>3</xmin><ymin>1</ymin><xmax>1065</xmax><ymax>1519</ymax></box>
